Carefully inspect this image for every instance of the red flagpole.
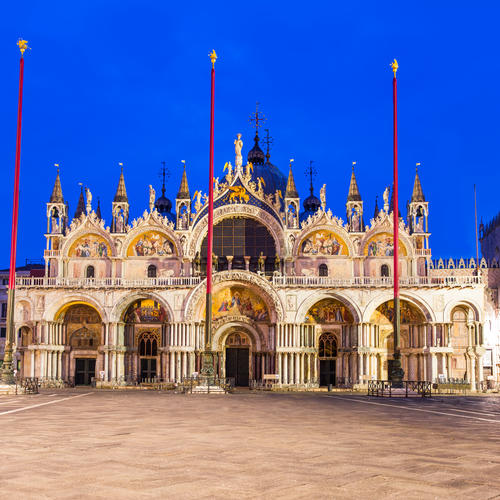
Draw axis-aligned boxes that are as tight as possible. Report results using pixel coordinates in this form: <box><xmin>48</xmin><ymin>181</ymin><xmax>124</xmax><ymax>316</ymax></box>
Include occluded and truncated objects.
<box><xmin>202</xmin><ymin>50</ymin><xmax>217</xmax><ymax>376</ymax></box>
<box><xmin>206</xmin><ymin>52</ymin><xmax>216</xmax><ymax>309</ymax></box>
<box><xmin>392</xmin><ymin>64</ymin><xmax>399</xmax><ymax>299</ymax></box>
<box><xmin>391</xmin><ymin>58</ymin><xmax>403</xmax><ymax>385</ymax></box>
<box><xmin>2</xmin><ymin>40</ymin><xmax>29</xmax><ymax>384</ymax></box>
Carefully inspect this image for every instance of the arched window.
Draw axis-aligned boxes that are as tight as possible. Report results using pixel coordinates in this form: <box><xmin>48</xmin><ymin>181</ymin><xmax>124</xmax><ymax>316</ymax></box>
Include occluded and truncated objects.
<box><xmin>86</xmin><ymin>266</ymin><xmax>95</xmax><ymax>278</ymax></box>
<box><xmin>200</xmin><ymin>217</ymin><xmax>276</xmax><ymax>273</ymax></box>
<box><xmin>147</xmin><ymin>265</ymin><xmax>157</xmax><ymax>278</ymax></box>
<box><xmin>381</xmin><ymin>264</ymin><xmax>390</xmax><ymax>277</ymax></box>
<box><xmin>319</xmin><ymin>264</ymin><xmax>328</xmax><ymax>276</ymax></box>
<box><xmin>139</xmin><ymin>333</ymin><xmax>158</xmax><ymax>356</ymax></box>
<box><xmin>319</xmin><ymin>333</ymin><xmax>337</xmax><ymax>357</ymax></box>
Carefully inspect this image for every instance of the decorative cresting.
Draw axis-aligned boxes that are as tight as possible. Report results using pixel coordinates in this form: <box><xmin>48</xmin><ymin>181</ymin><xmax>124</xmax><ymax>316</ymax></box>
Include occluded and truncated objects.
<box><xmin>184</xmin><ymin>270</ymin><xmax>285</xmax><ymax>322</ymax></box>
<box><xmin>188</xmin><ymin>205</ymin><xmax>284</xmax><ymax>258</ymax></box>
<box><xmin>61</xmin><ymin>213</ymin><xmax>116</xmax><ymax>258</ymax></box>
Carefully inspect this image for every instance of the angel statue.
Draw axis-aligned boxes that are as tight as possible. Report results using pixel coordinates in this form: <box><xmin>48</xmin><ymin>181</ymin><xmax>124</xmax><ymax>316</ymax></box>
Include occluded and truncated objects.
<box><xmin>257</xmin><ymin>177</ymin><xmax>266</xmax><ymax>197</ymax></box>
<box><xmin>245</xmin><ymin>161</ymin><xmax>253</xmax><ymax>178</ymax></box>
<box><xmin>85</xmin><ymin>187</ymin><xmax>92</xmax><ymax>214</ymax></box>
<box><xmin>223</xmin><ymin>161</ymin><xmax>233</xmax><ymax>182</ymax></box>
<box><xmin>149</xmin><ymin>184</ymin><xmax>156</xmax><ymax>212</ymax></box>
<box><xmin>192</xmin><ymin>190</ymin><xmax>203</xmax><ymax>212</ymax></box>
<box><xmin>383</xmin><ymin>186</ymin><xmax>390</xmax><ymax>212</ymax></box>
<box><xmin>234</xmin><ymin>133</ymin><xmax>243</xmax><ymax>168</ymax></box>
<box><xmin>320</xmin><ymin>184</ymin><xmax>326</xmax><ymax>210</ymax></box>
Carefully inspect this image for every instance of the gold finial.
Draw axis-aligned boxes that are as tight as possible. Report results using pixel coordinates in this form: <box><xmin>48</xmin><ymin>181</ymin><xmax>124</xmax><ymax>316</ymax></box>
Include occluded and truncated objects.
<box><xmin>54</xmin><ymin>163</ymin><xmax>60</xmax><ymax>173</ymax></box>
<box><xmin>416</xmin><ymin>162</ymin><xmax>421</xmax><ymax>172</ymax></box>
<box><xmin>352</xmin><ymin>161</ymin><xmax>356</xmax><ymax>171</ymax></box>
<box><xmin>289</xmin><ymin>158</ymin><xmax>294</xmax><ymax>166</ymax></box>
<box><xmin>391</xmin><ymin>58</ymin><xmax>398</xmax><ymax>77</ymax></box>
<box><xmin>17</xmin><ymin>39</ymin><xmax>29</xmax><ymax>56</ymax></box>
<box><xmin>209</xmin><ymin>50</ymin><xmax>217</xmax><ymax>68</ymax></box>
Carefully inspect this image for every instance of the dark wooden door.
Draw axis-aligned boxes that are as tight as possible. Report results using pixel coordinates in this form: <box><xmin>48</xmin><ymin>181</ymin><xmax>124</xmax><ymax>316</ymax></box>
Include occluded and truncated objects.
<box><xmin>140</xmin><ymin>358</ymin><xmax>157</xmax><ymax>381</ymax></box>
<box><xmin>320</xmin><ymin>359</ymin><xmax>336</xmax><ymax>386</ymax></box>
<box><xmin>226</xmin><ymin>348</ymin><xmax>249</xmax><ymax>386</ymax></box>
<box><xmin>75</xmin><ymin>358</ymin><xmax>96</xmax><ymax>385</ymax></box>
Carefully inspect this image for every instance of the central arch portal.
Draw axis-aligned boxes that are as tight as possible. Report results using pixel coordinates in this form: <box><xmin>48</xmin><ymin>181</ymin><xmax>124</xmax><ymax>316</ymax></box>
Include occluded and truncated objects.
<box><xmin>224</xmin><ymin>332</ymin><xmax>251</xmax><ymax>386</ymax></box>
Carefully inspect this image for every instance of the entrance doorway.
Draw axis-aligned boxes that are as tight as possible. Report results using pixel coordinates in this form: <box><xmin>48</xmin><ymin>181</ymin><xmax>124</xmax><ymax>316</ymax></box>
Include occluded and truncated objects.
<box><xmin>320</xmin><ymin>359</ymin><xmax>336</xmax><ymax>386</ymax></box>
<box><xmin>75</xmin><ymin>358</ymin><xmax>96</xmax><ymax>385</ymax></box>
<box><xmin>226</xmin><ymin>348</ymin><xmax>249</xmax><ymax>386</ymax></box>
<box><xmin>140</xmin><ymin>358</ymin><xmax>157</xmax><ymax>381</ymax></box>
<box><xmin>318</xmin><ymin>333</ymin><xmax>337</xmax><ymax>386</ymax></box>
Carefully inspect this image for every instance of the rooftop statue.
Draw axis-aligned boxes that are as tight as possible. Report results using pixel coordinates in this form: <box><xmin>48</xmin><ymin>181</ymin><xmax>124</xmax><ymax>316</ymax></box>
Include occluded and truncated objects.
<box><xmin>234</xmin><ymin>133</ymin><xmax>243</xmax><ymax>168</ymax></box>
<box><xmin>149</xmin><ymin>185</ymin><xmax>156</xmax><ymax>212</ymax></box>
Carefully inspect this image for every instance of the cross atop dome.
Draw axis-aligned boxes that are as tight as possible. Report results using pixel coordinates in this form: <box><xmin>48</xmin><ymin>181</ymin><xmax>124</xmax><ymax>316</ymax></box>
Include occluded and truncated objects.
<box><xmin>249</xmin><ymin>101</ymin><xmax>267</xmax><ymax>135</ymax></box>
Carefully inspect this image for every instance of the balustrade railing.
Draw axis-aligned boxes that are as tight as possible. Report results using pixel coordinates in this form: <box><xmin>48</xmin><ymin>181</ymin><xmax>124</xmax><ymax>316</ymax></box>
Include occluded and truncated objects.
<box><xmin>273</xmin><ymin>275</ymin><xmax>483</xmax><ymax>287</ymax></box>
<box><xmin>16</xmin><ymin>276</ymin><xmax>202</xmax><ymax>288</ymax></box>
<box><xmin>15</xmin><ymin>274</ymin><xmax>482</xmax><ymax>288</ymax></box>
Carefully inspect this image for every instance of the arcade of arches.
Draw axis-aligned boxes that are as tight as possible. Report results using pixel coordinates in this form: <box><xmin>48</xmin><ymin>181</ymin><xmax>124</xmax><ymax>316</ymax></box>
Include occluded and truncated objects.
<box><xmin>15</xmin><ymin>292</ymin><xmax>485</xmax><ymax>389</ymax></box>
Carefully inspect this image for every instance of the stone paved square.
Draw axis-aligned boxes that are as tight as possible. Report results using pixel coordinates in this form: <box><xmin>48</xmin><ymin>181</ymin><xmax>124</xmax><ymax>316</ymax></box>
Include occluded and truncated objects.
<box><xmin>1</xmin><ymin>390</ymin><xmax>500</xmax><ymax>499</ymax></box>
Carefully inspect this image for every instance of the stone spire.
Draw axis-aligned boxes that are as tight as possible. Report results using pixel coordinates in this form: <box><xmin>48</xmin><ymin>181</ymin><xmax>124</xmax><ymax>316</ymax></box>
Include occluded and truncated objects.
<box><xmin>177</xmin><ymin>164</ymin><xmax>190</xmax><ymax>200</ymax></box>
<box><xmin>389</xmin><ymin>184</ymin><xmax>401</xmax><ymax>217</ymax></box>
<box><xmin>285</xmin><ymin>162</ymin><xmax>298</xmax><ymax>199</ymax></box>
<box><xmin>411</xmin><ymin>168</ymin><xmax>425</xmax><ymax>202</ymax></box>
<box><xmin>74</xmin><ymin>185</ymin><xmax>86</xmax><ymax>219</ymax></box>
<box><xmin>114</xmin><ymin>167</ymin><xmax>128</xmax><ymax>203</ymax></box>
<box><xmin>50</xmin><ymin>169</ymin><xmax>64</xmax><ymax>203</ymax></box>
<box><xmin>347</xmin><ymin>165</ymin><xmax>362</xmax><ymax>202</ymax></box>
<box><xmin>96</xmin><ymin>197</ymin><xmax>102</xmax><ymax>219</ymax></box>
<box><xmin>374</xmin><ymin>195</ymin><xmax>379</xmax><ymax>218</ymax></box>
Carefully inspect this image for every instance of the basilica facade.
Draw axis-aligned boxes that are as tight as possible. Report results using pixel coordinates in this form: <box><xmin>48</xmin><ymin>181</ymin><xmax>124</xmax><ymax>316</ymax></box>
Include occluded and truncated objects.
<box><xmin>10</xmin><ymin>130</ymin><xmax>500</xmax><ymax>389</ymax></box>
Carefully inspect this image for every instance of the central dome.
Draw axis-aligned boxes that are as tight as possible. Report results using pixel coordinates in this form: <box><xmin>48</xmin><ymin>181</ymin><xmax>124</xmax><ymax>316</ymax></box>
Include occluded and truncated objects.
<box><xmin>247</xmin><ymin>134</ymin><xmax>286</xmax><ymax>196</ymax></box>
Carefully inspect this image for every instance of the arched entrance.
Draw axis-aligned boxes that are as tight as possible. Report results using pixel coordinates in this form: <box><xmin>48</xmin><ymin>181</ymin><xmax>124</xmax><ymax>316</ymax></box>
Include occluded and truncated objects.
<box><xmin>319</xmin><ymin>333</ymin><xmax>337</xmax><ymax>386</ymax></box>
<box><xmin>224</xmin><ymin>332</ymin><xmax>251</xmax><ymax>386</ymax></box>
<box><xmin>370</xmin><ymin>299</ymin><xmax>426</xmax><ymax>379</ymax></box>
<box><xmin>123</xmin><ymin>299</ymin><xmax>167</xmax><ymax>382</ymax></box>
<box><xmin>450</xmin><ymin>306</ymin><xmax>469</xmax><ymax>380</ymax></box>
<box><xmin>305</xmin><ymin>298</ymin><xmax>354</xmax><ymax>386</ymax></box>
<box><xmin>59</xmin><ymin>303</ymin><xmax>102</xmax><ymax>385</ymax></box>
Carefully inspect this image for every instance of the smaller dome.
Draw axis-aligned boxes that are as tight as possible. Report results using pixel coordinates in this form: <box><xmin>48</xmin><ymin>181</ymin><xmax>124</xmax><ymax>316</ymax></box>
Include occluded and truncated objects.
<box><xmin>300</xmin><ymin>193</ymin><xmax>321</xmax><ymax>221</ymax></box>
<box><xmin>155</xmin><ymin>196</ymin><xmax>175</xmax><ymax>222</ymax></box>
<box><xmin>247</xmin><ymin>135</ymin><xmax>266</xmax><ymax>165</ymax></box>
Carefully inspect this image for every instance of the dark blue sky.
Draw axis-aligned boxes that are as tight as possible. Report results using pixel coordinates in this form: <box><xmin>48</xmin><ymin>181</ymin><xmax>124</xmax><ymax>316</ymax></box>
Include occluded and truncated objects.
<box><xmin>1</xmin><ymin>1</ymin><xmax>499</xmax><ymax>265</ymax></box>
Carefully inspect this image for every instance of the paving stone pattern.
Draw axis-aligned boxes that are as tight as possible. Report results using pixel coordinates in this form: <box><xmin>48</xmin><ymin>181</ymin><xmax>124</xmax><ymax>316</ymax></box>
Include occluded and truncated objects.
<box><xmin>0</xmin><ymin>390</ymin><xmax>499</xmax><ymax>499</ymax></box>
